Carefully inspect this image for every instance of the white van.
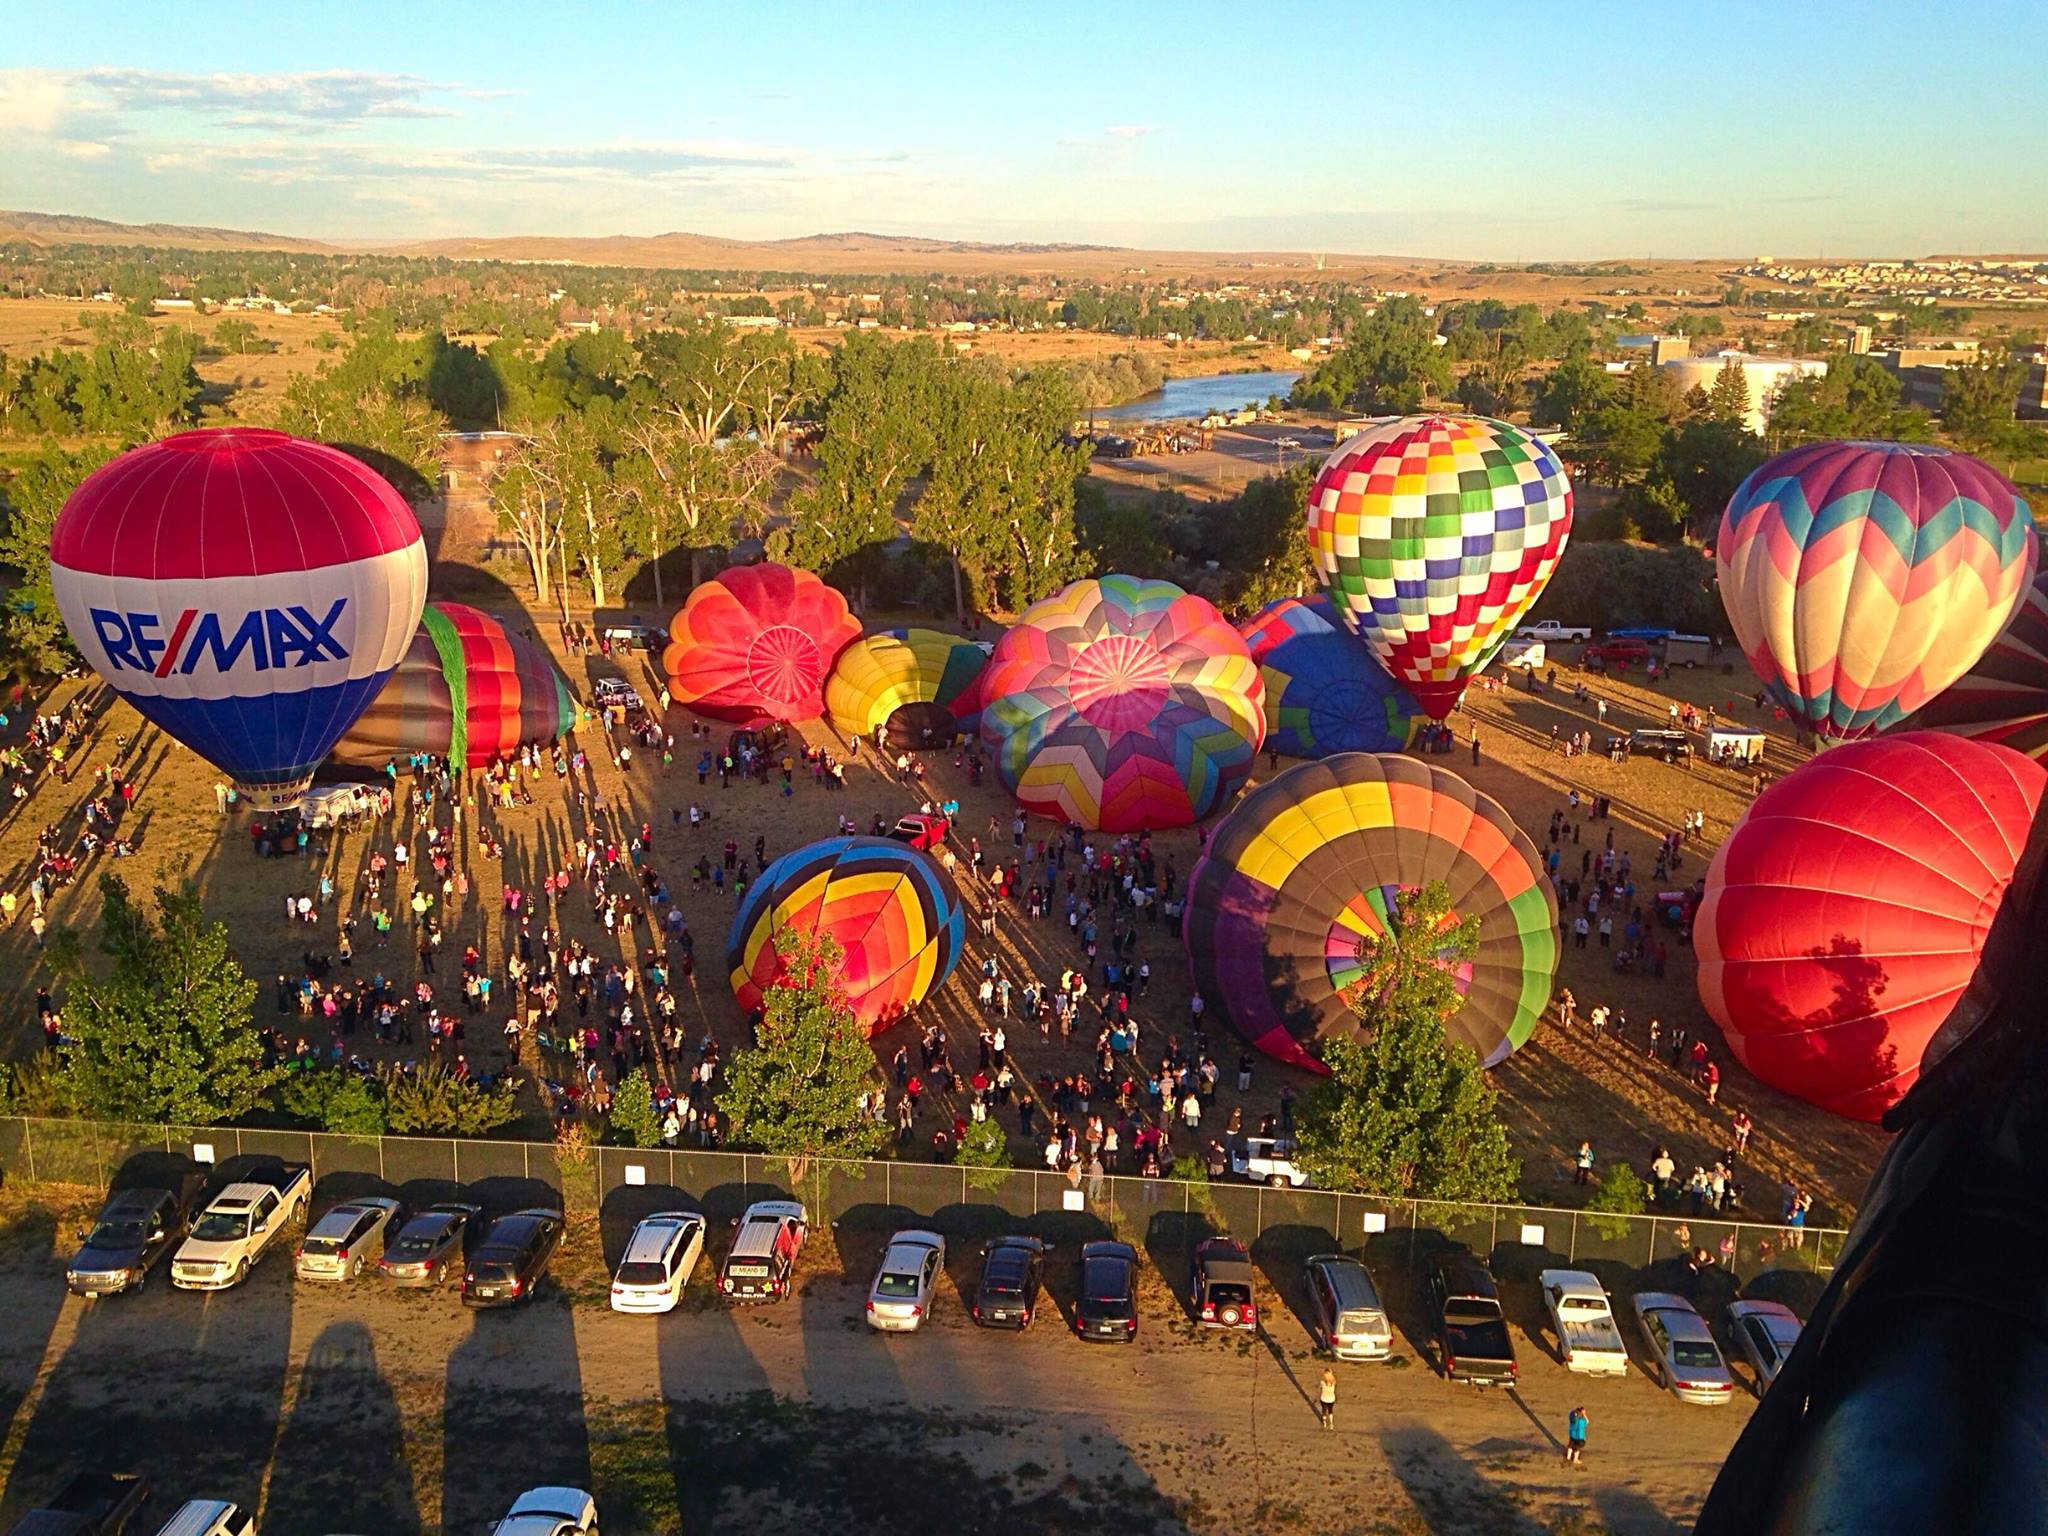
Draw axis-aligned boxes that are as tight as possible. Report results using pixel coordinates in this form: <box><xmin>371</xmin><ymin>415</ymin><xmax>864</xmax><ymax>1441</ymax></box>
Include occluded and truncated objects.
<box><xmin>154</xmin><ymin>1501</ymin><xmax>255</xmax><ymax>1536</ymax></box>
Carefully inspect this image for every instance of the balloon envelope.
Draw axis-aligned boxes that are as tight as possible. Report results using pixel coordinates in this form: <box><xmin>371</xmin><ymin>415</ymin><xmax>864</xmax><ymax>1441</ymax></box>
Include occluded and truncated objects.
<box><xmin>727</xmin><ymin>836</ymin><xmax>965</xmax><ymax>1036</ymax></box>
<box><xmin>49</xmin><ymin>428</ymin><xmax>427</xmax><ymax>807</ymax></box>
<box><xmin>1717</xmin><ymin>441</ymin><xmax>2036</xmax><ymax>741</ymax></box>
<box><xmin>978</xmin><ymin>574</ymin><xmax>1264</xmax><ymax>832</ymax></box>
<box><xmin>662</xmin><ymin>562</ymin><xmax>860</xmax><ymax>725</ymax></box>
<box><xmin>1183</xmin><ymin>753</ymin><xmax>1558</xmax><ymax>1073</ymax></box>
<box><xmin>1895</xmin><ymin>567</ymin><xmax>2048</xmax><ymax>758</ymax></box>
<box><xmin>1307</xmin><ymin>415</ymin><xmax>1572</xmax><ymax>718</ymax></box>
<box><xmin>824</xmin><ymin>627</ymin><xmax>989</xmax><ymax>748</ymax></box>
<box><xmin>1239</xmin><ymin>595</ymin><xmax>1422</xmax><ymax>758</ymax></box>
<box><xmin>332</xmin><ymin>602</ymin><xmax>577</xmax><ymax>768</ymax></box>
<box><xmin>1696</xmin><ymin>732</ymin><xmax>2045</xmax><ymax>1120</ymax></box>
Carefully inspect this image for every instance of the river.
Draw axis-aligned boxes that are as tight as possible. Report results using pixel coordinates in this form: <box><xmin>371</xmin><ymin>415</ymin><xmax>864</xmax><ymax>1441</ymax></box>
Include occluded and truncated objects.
<box><xmin>1091</xmin><ymin>369</ymin><xmax>1303</xmax><ymax>423</ymax></box>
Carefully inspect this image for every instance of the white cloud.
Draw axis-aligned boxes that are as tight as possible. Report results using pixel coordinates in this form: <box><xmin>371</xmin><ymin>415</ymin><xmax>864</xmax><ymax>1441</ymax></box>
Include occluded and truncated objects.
<box><xmin>57</xmin><ymin>140</ymin><xmax>112</xmax><ymax>160</ymax></box>
<box><xmin>1104</xmin><ymin>125</ymin><xmax>1156</xmax><ymax>140</ymax></box>
<box><xmin>0</xmin><ymin>70</ymin><xmax>69</xmax><ymax>135</ymax></box>
<box><xmin>79</xmin><ymin>68</ymin><xmax>462</xmax><ymax>126</ymax></box>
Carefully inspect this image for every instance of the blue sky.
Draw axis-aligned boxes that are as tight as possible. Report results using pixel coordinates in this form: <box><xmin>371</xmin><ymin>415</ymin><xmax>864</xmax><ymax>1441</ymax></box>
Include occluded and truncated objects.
<box><xmin>2</xmin><ymin>0</ymin><xmax>2042</xmax><ymax>257</ymax></box>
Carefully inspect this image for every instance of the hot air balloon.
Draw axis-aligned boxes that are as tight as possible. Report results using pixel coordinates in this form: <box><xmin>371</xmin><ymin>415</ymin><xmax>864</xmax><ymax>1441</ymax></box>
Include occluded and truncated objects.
<box><xmin>1717</xmin><ymin>441</ymin><xmax>2037</xmax><ymax>742</ymax></box>
<box><xmin>824</xmin><ymin>627</ymin><xmax>989</xmax><ymax>748</ymax></box>
<box><xmin>1306</xmin><ymin>415</ymin><xmax>1572</xmax><ymax>718</ymax></box>
<box><xmin>331</xmin><ymin>602</ymin><xmax>577</xmax><ymax>769</ymax></box>
<box><xmin>661</xmin><ymin>562</ymin><xmax>860</xmax><ymax>725</ymax></box>
<box><xmin>1696</xmin><ymin>732</ymin><xmax>2045</xmax><ymax>1121</ymax></box>
<box><xmin>727</xmin><ymin>836</ymin><xmax>965</xmax><ymax>1036</ymax></box>
<box><xmin>977</xmin><ymin>574</ymin><xmax>1264</xmax><ymax>832</ymax></box>
<box><xmin>49</xmin><ymin>428</ymin><xmax>428</xmax><ymax>808</ymax></box>
<box><xmin>1239</xmin><ymin>595</ymin><xmax>1422</xmax><ymax>759</ymax></box>
<box><xmin>1894</xmin><ymin>567</ymin><xmax>2048</xmax><ymax>757</ymax></box>
<box><xmin>1183</xmin><ymin>753</ymin><xmax>1557</xmax><ymax>1073</ymax></box>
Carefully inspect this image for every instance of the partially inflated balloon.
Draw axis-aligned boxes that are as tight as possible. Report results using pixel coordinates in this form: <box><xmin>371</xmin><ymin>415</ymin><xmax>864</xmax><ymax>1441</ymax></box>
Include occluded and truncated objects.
<box><xmin>978</xmin><ymin>574</ymin><xmax>1264</xmax><ymax>832</ymax></box>
<box><xmin>662</xmin><ymin>563</ymin><xmax>860</xmax><ymax>725</ymax></box>
<box><xmin>1183</xmin><ymin>753</ymin><xmax>1557</xmax><ymax>1073</ymax></box>
<box><xmin>50</xmin><ymin>428</ymin><xmax>427</xmax><ymax>808</ymax></box>
<box><xmin>1307</xmin><ymin>415</ymin><xmax>1572</xmax><ymax>718</ymax></box>
<box><xmin>728</xmin><ymin>836</ymin><xmax>965</xmax><ymax>1036</ymax></box>
<box><xmin>1696</xmin><ymin>733</ymin><xmax>2045</xmax><ymax>1120</ymax></box>
<box><xmin>1895</xmin><ymin>568</ymin><xmax>2048</xmax><ymax>758</ymax></box>
<box><xmin>332</xmin><ymin>602</ymin><xmax>577</xmax><ymax>769</ymax></box>
<box><xmin>824</xmin><ymin>627</ymin><xmax>989</xmax><ymax>748</ymax></box>
<box><xmin>1239</xmin><ymin>596</ymin><xmax>1421</xmax><ymax>758</ymax></box>
<box><xmin>1718</xmin><ymin>441</ymin><xmax>2036</xmax><ymax>741</ymax></box>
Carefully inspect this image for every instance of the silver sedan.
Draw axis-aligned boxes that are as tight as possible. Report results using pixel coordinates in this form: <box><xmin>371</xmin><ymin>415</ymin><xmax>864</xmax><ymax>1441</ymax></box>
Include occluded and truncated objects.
<box><xmin>866</xmin><ymin>1230</ymin><xmax>945</xmax><ymax>1334</ymax></box>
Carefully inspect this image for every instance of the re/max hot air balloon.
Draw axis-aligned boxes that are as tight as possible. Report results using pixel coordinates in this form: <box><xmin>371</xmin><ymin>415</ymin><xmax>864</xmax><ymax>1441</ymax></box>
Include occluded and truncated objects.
<box><xmin>1696</xmin><ymin>732</ymin><xmax>2045</xmax><ymax>1121</ymax></box>
<box><xmin>49</xmin><ymin>428</ymin><xmax>427</xmax><ymax>808</ymax></box>
<box><xmin>1895</xmin><ymin>567</ymin><xmax>2048</xmax><ymax>758</ymax></box>
<box><xmin>1717</xmin><ymin>441</ymin><xmax>2037</xmax><ymax>742</ymax></box>
<box><xmin>1182</xmin><ymin>753</ymin><xmax>1557</xmax><ymax>1073</ymax></box>
<box><xmin>824</xmin><ymin>627</ymin><xmax>989</xmax><ymax>748</ymax></box>
<box><xmin>977</xmin><ymin>574</ymin><xmax>1264</xmax><ymax>832</ymax></box>
<box><xmin>1307</xmin><ymin>415</ymin><xmax>1572</xmax><ymax>718</ymax></box>
<box><xmin>331</xmin><ymin>602</ymin><xmax>577</xmax><ymax>769</ymax></box>
<box><xmin>1239</xmin><ymin>596</ymin><xmax>1422</xmax><ymax>759</ymax></box>
<box><xmin>727</xmin><ymin>836</ymin><xmax>965</xmax><ymax>1036</ymax></box>
<box><xmin>662</xmin><ymin>562</ymin><xmax>860</xmax><ymax>725</ymax></box>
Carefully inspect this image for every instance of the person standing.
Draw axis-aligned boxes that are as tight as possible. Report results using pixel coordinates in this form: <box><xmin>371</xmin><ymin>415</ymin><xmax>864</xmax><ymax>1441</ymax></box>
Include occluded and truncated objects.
<box><xmin>1575</xmin><ymin>1141</ymin><xmax>1594</xmax><ymax>1187</ymax></box>
<box><xmin>1317</xmin><ymin>1368</ymin><xmax>1338</xmax><ymax>1430</ymax></box>
<box><xmin>1566</xmin><ymin>1406</ymin><xmax>1589</xmax><ymax>1464</ymax></box>
<box><xmin>1470</xmin><ymin>728</ymin><xmax>1481</xmax><ymax>766</ymax></box>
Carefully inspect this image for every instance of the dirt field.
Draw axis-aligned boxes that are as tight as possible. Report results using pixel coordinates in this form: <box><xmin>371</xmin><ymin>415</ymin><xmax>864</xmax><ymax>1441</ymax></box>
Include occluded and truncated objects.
<box><xmin>0</xmin><ymin>1182</ymin><xmax>1760</xmax><ymax>1536</ymax></box>
<box><xmin>0</xmin><ymin>600</ymin><xmax>1884</xmax><ymax>1227</ymax></box>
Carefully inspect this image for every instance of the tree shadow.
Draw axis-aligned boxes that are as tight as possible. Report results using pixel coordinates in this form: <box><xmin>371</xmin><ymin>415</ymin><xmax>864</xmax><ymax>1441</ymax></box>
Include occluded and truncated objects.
<box><xmin>265</xmin><ymin>1321</ymin><xmax>419</xmax><ymax>1533</ymax></box>
<box><xmin>441</xmin><ymin>1282</ymin><xmax>590</xmax><ymax>1533</ymax></box>
<box><xmin>1378</xmin><ymin>1423</ymin><xmax>1546</xmax><ymax>1536</ymax></box>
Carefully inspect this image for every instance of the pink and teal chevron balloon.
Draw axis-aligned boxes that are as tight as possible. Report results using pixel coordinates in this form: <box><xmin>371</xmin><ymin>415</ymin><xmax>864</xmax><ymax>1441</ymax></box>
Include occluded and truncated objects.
<box><xmin>1717</xmin><ymin>441</ymin><xmax>2037</xmax><ymax>742</ymax></box>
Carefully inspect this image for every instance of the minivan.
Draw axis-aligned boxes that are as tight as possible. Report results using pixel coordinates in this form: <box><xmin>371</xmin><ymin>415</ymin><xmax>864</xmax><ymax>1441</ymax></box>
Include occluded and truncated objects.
<box><xmin>1303</xmin><ymin>1253</ymin><xmax>1393</xmax><ymax>1360</ymax></box>
<box><xmin>152</xmin><ymin>1500</ymin><xmax>254</xmax><ymax>1536</ymax></box>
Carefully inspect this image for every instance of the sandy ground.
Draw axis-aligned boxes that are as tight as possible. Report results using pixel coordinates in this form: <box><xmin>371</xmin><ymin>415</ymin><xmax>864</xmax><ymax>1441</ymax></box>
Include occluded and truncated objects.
<box><xmin>0</xmin><ymin>1186</ymin><xmax>1751</xmax><ymax>1536</ymax></box>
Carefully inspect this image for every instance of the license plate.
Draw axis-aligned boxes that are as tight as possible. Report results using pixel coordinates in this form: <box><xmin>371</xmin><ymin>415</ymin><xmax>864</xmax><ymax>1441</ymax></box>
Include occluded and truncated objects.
<box><xmin>473</xmin><ymin>1287</ymin><xmax>499</xmax><ymax>1298</ymax></box>
<box><xmin>989</xmin><ymin>1310</ymin><xmax>1009</xmax><ymax>1320</ymax></box>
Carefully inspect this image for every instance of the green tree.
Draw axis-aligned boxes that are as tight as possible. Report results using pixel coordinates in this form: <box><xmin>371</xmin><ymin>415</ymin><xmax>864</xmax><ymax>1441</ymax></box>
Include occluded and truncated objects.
<box><xmin>957</xmin><ymin>1115</ymin><xmax>1013</xmax><ymax>1191</ymax></box>
<box><xmin>1076</xmin><ymin>486</ymin><xmax>1173</xmax><ymax>577</ymax></box>
<box><xmin>716</xmin><ymin>930</ymin><xmax>889</xmax><ymax>1163</ymax></box>
<box><xmin>49</xmin><ymin>875</ymin><xmax>277</xmax><ymax>1125</ymax></box>
<box><xmin>277</xmin><ymin>1069</ymin><xmax>388</xmax><ymax>1136</ymax></box>
<box><xmin>379</xmin><ymin>1061</ymin><xmax>521</xmax><ymax>1135</ymax></box>
<box><xmin>1942</xmin><ymin>348</ymin><xmax>2031</xmax><ymax>463</ymax></box>
<box><xmin>1705</xmin><ymin>357</ymin><xmax>1753</xmax><ymax>425</ymax></box>
<box><xmin>1583</xmin><ymin>1158</ymin><xmax>1649</xmax><ymax>1241</ymax></box>
<box><xmin>212</xmin><ymin>317</ymin><xmax>259</xmax><ymax>357</ymax></box>
<box><xmin>1290</xmin><ymin>297</ymin><xmax>1449</xmax><ymax>415</ymax></box>
<box><xmin>1768</xmin><ymin>356</ymin><xmax>1932</xmax><ymax>445</ymax></box>
<box><xmin>0</xmin><ymin>443</ymin><xmax>120</xmax><ymax>669</ymax></box>
<box><xmin>608</xmin><ymin>1067</ymin><xmax>663</xmax><ymax>1148</ymax></box>
<box><xmin>1291</xmin><ymin>881</ymin><xmax>1521</xmax><ymax>1201</ymax></box>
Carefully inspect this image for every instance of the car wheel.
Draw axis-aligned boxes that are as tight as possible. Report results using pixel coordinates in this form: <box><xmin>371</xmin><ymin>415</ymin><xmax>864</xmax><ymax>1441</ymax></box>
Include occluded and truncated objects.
<box><xmin>234</xmin><ymin>1258</ymin><xmax>249</xmax><ymax>1286</ymax></box>
<box><xmin>1269</xmin><ymin>1174</ymin><xmax>1288</xmax><ymax>1188</ymax></box>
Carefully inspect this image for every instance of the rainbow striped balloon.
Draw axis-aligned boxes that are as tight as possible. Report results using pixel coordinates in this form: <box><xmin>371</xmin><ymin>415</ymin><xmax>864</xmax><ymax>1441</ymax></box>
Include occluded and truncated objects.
<box><xmin>978</xmin><ymin>574</ymin><xmax>1264</xmax><ymax>832</ymax></box>
<box><xmin>1718</xmin><ymin>442</ymin><xmax>2037</xmax><ymax>741</ymax></box>
<box><xmin>1307</xmin><ymin>416</ymin><xmax>1572</xmax><ymax>719</ymax></box>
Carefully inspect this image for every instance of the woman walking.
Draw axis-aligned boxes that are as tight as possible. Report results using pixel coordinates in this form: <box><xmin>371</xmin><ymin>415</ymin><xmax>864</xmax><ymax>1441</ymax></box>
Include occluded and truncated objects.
<box><xmin>1317</xmin><ymin>1368</ymin><xmax>1338</xmax><ymax>1430</ymax></box>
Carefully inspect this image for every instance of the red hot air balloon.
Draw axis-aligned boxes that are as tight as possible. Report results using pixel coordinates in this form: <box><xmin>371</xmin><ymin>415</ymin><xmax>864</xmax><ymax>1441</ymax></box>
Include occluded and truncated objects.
<box><xmin>1696</xmin><ymin>732</ymin><xmax>2046</xmax><ymax>1121</ymax></box>
<box><xmin>661</xmin><ymin>563</ymin><xmax>860</xmax><ymax>725</ymax></box>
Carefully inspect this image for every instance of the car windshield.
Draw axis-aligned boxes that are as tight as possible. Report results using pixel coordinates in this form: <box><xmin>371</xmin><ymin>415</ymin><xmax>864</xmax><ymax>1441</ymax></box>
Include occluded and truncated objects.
<box><xmin>1338</xmin><ymin>1308</ymin><xmax>1385</xmax><ymax>1335</ymax></box>
<box><xmin>983</xmin><ymin>1269</ymin><xmax>1024</xmax><ymax>1295</ymax></box>
<box><xmin>1443</xmin><ymin>1298</ymin><xmax>1500</xmax><ymax>1324</ymax></box>
<box><xmin>616</xmin><ymin>1261</ymin><xmax>668</xmax><ymax>1286</ymax></box>
<box><xmin>876</xmin><ymin>1271</ymin><xmax>922</xmax><ymax>1298</ymax></box>
<box><xmin>192</xmin><ymin>1211</ymin><xmax>250</xmax><ymax>1241</ymax></box>
<box><xmin>88</xmin><ymin>1219</ymin><xmax>149</xmax><ymax>1247</ymax></box>
<box><xmin>391</xmin><ymin>1230</ymin><xmax>442</xmax><ymax>1257</ymax></box>
<box><xmin>1672</xmin><ymin>1341</ymin><xmax>1722</xmax><ymax>1369</ymax></box>
<box><xmin>470</xmin><ymin>1260</ymin><xmax>516</xmax><ymax>1282</ymax></box>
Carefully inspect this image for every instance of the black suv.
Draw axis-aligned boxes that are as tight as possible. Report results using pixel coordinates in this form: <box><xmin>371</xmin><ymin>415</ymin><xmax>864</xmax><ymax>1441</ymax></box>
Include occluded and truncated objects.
<box><xmin>462</xmin><ymin>1208</ymin><xmax>564</xmax><ymax>1308</ymax></box>
<box><xmin>1075</xmin><ymin>1240</ymin><xmax>1139</xmax><ymax>1343</ymax></box>
<box><xmin>1191</xmin><ymin>1237</ymin><xmax>1257</xmax><ymax>1330</ymax></box>
<box><xmin>67</xmin><ymin>1180</ymin><xmax>203</xmax><ymax>1298</ymax></box>
<box><xmin>973</xmin><ymin>1236</ymin><xmax>1047</xmax><ymax>1330</ymax></box>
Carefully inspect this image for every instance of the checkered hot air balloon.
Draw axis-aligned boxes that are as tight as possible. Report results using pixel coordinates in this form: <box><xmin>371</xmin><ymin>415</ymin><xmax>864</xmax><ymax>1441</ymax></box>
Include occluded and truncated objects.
<box><xmin>727</xmin><ymin>836</ymin><xmax>965</xmax><ymax>1037</ymax></box>
<box><xmin>1239</xmin><ymin>596</ymin><xmax>1422</xmax><ymax>759</ymax></box>
<box><xmin>977</xmin><ymin>574</ymin><xmax>1265</xmax><ymax>832</ymax></box>
<box><xmin>824</xmin><ymin>627</ymin><xmax>990</xmax><ymax>748</ymax></box>
<box><xmin>662</xmin><ymin>562</ymin><xmax>861</xmax><ymax>726</ymax></box>
<box><xmin>1182</xmin><ymin>753</ymin><xmax>1558</xmax><ymax>1073</ymax></box>
<box><xmin>332</xmin><ymin>602</ymin><xmax>577</xmax><ymax>769</ymax></box>
<box><xmin>1718</xmin><ymin>441</ymin><xmax>2037</xmax><ymax>742</ymax></box>
<box><xmin>1306</xmin><ymin>416</ymin><xmax>1573</xmax><ymax>719</ymax></box>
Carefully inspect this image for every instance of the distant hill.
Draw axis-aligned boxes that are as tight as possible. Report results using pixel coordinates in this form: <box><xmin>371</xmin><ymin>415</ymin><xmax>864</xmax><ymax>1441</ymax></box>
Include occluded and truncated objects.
<box><xmin>0</xmin><ymin>209</ymin><xmax>337</xmax><ymax>254</ymax></box>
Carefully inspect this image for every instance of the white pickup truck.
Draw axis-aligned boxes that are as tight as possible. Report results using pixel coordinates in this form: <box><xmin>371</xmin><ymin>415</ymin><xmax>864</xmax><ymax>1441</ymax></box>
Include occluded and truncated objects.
<box><xmin>1540</xmin><ymin>1268</ymin><xmax>1631</xmax><ymax>1377</ymax></box>
<box><xmin>171</xmin><ymin>1163</ymin><xmax>312</xmax><ymax>1291</ymax></box>
<box><xmin>1514</xmin><ymin>619</ymin><xmax>1592</xmax><ymax>643</ymax></box>
<box><xmin>1230</xmin><ymin>1136</ymin><xmax>1310</xmax><ymax>1188</ymax></box>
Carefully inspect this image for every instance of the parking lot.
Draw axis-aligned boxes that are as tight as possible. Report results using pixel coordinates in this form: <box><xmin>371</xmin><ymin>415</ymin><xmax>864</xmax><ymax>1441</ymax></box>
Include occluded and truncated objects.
<box><xmin>0</xmin><ymin>1184</ymin><xmax>1760</xmax><ymax>1535</ymax></box>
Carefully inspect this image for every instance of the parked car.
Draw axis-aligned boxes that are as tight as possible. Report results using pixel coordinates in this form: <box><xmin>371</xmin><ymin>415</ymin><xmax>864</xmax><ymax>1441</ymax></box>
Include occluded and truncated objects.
<box><xmin>866</xmin><ymin>1229</ymin><xmax>945</xmax><ymax>1333</ymax></box>
<box><xmin>1629</xmin><ymin>728</ymin><xmax>1694</xmax><ymax>763</ymax></box>
<box><xmin>67</xmin><ymin>1181</ymin><xmax>202</xmax><ymax>1299</ymax></box>
<box><xmin>170</xmin><ymin>1162</ymin><xmax>312</xmax><ymax>1291</ymax></box>
<box><xmin>1499</xmin><ymin>638</ymin><xmax>1545</xmax><ymax>671</ymax></box>
<box><xmin>1426</xmin><ymin>1253</ymin><xmax>1517</xmax><ymax>1386</ymax></box>
<box><xmin>1302</xmin><ymin>1253</ymin><xmax>1393</xmax><ymax>1361</ymax></box>
<box><xmin>590</xmin><ymin>676</ymin><xmax>644</xmax><ymax>715</ymax></box>
<box><xmin>7</xmin><ymin>1471</ymin><xmax>149</xmax><ymax>1536</ymax></box>
<box><xmin>1662</xmin><ymin>633</ymin><xmax>1715</xmax><ymax>667</ymax></box>
<box><xmin>378</xmin><ymin>1202</ymin><xmax>482</xmax><ymax>1287</ymax></box>
<box><xmin>1539</xmin><ymin>1269</ymin><xmax>1630</xmax><ymax>1377</ymax></box>
<box><xmin>1514</xmin><ymin>619</ymin><xmax>1592</xmax><ymax>643</ymax></box>
<box><xmin>1191</xmin><ymin>1238</ymin><xmax>1257</xmax><ymax>1331</ymax></box>
<box><xmin>462</xmin><ymin>1208</ymin><xmax>564</xmax><ymax>1308</ymax></box>
<box><xmin>1075</xmin><ymin>1240</ymin><xmax>1139</xmax><ymax>1343</ymax></box>
<box><xmin>1584</xmin><ymin>638</ymin><xmax>1651</xmax><ymax>670</ymax></box>
<box><xmin>1632</xmin><ymin>1291</ymin><xmax>1736</xmax><ymax>1404</ymax></box>
<box><xmin>972</xmin><ymin>1236</ymin><xmax>1047</xmax><ymax>1330</ymax></box>
<box><xmin>886</xmin><ymin>811</ymin><xmax>950</xmax><ymax>850</ymax></box>
<box><xmin>1228</xmin><ymin>1135</ymin><xmax>1308</xmax><ymax>1188</ymax></box>
<box><xmin>610</xmin><ymin>1212</ymin><xmax>706</xmax><ymax>1315</ymax></box>
<box><xmin>719</xmin><ymin>1199</ymin><xmax>808</xmax><ymax>1303</ymax></box>
<box><xmin>295</xmin><ymin>1197</ymin><xmax>402</xmax><ymax>1283</ymax></box>
<box><xmin>488</xmin><ymin>1487</ymin><xmax>598</xmax><ymax>1536</ymax></box>
<box><xmin>1605</xmin><ymin>625</ymin><xmax>1674</xmax><ymax>642</ymax></box>
<box><xmin>1727</xmin><ymin>1299</ymin><xmax>1804</xmax><ymax>1395</ymax></box>
<box><xmin>148</xmin><ymin>1503</ymin><xmax>251</xmax><ymax>1536</ymax></box>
